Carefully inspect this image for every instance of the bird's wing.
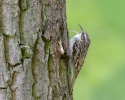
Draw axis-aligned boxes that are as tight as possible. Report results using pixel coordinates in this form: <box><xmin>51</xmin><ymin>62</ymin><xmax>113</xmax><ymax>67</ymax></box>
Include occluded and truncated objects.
<box><xmin>70</xmin><ymin>40</ymin><xmax>90</xmax><ymax>93</ymax></box>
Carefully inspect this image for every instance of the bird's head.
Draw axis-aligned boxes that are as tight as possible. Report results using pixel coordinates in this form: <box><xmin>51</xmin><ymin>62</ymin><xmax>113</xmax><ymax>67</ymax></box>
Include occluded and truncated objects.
<box><xmin>77</xmin><ymin>24</ymin><xmax>90</xmax><ymax>44</ymax></box>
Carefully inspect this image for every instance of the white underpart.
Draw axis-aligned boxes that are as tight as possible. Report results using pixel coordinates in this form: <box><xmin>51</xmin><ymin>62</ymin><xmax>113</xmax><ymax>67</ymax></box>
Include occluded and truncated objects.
<box><xmin>69</xmin><ymin>34</ymin><xmax>81</xmax><ymax>58</ymax></box>
<box><xmin>59</xmin><ymin>40</ymin><xmax>64</xmax><ymax>54</ymax></box>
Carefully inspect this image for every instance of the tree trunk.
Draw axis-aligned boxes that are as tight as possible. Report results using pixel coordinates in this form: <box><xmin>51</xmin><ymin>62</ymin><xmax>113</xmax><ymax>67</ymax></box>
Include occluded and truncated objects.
<box><xmin>0</xmin><ymin>0</ymin><xmax>72</xmax><ymax>100</ymax></box>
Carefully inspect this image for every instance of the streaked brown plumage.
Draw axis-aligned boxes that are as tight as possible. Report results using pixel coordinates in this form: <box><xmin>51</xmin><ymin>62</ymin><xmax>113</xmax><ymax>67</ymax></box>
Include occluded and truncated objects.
<box><xmin>68</xmin><ymin>24</ymin><xmax>90</xmax><ymax>93</ymax></box>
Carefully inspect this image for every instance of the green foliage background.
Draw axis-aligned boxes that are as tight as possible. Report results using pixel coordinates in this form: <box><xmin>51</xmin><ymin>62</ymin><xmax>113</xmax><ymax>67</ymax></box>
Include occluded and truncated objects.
<box><xmin>66</xmin><ymin>0</ymin><xmax>125</xmax><ymax>100</ymax></box>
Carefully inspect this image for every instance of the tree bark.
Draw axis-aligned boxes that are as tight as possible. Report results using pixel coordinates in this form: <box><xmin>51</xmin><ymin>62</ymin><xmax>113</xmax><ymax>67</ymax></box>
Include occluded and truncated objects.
<box><xmin>0</xmin><ymin>0</ymin><xmax>72</xmax><ymax>100</ymax></box>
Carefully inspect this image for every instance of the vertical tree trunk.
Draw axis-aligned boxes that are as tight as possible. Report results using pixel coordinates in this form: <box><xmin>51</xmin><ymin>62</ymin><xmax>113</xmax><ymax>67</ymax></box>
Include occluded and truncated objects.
<box><xmin>0</xmin><ymin>0</ymin><xmax>72</xmax><ymax>100</ymax></box>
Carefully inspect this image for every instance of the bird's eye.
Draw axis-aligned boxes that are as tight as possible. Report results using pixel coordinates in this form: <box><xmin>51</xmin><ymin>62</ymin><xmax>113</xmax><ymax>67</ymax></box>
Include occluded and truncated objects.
<box><xmin>81</xmin><ymin>35</ymin><xmax>85</xmax><ymax>40</ymax></box>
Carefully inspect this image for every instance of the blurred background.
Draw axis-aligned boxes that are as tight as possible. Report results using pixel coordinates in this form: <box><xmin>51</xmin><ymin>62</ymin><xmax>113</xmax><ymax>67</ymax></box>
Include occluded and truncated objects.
<box><xmin>66</xmin><ymin>0</ymin><xmax>125</xmax><ymax>100</ymax></box>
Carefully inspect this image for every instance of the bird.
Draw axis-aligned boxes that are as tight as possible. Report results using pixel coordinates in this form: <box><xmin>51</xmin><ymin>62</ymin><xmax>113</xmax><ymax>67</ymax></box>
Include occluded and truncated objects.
<box><xmin>68</xmin><ymin>24</ymin><xmax>90</xmax><ymax>93</ymax></box>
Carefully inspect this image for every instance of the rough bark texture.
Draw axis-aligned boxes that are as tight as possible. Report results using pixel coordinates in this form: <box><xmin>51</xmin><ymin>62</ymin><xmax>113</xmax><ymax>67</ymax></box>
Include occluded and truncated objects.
<box><xmin>0</xmin><ymin>0</ymin><xmax>72</xmax><ymax>100</ymax></box>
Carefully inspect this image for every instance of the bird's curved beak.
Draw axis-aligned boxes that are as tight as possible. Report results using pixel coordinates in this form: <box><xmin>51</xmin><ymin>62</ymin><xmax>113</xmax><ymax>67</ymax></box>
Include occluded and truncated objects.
<box><xmin>77</xmin><ymin>23</ymin><xmax>85</xmax><ymax>33</ymax></box>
